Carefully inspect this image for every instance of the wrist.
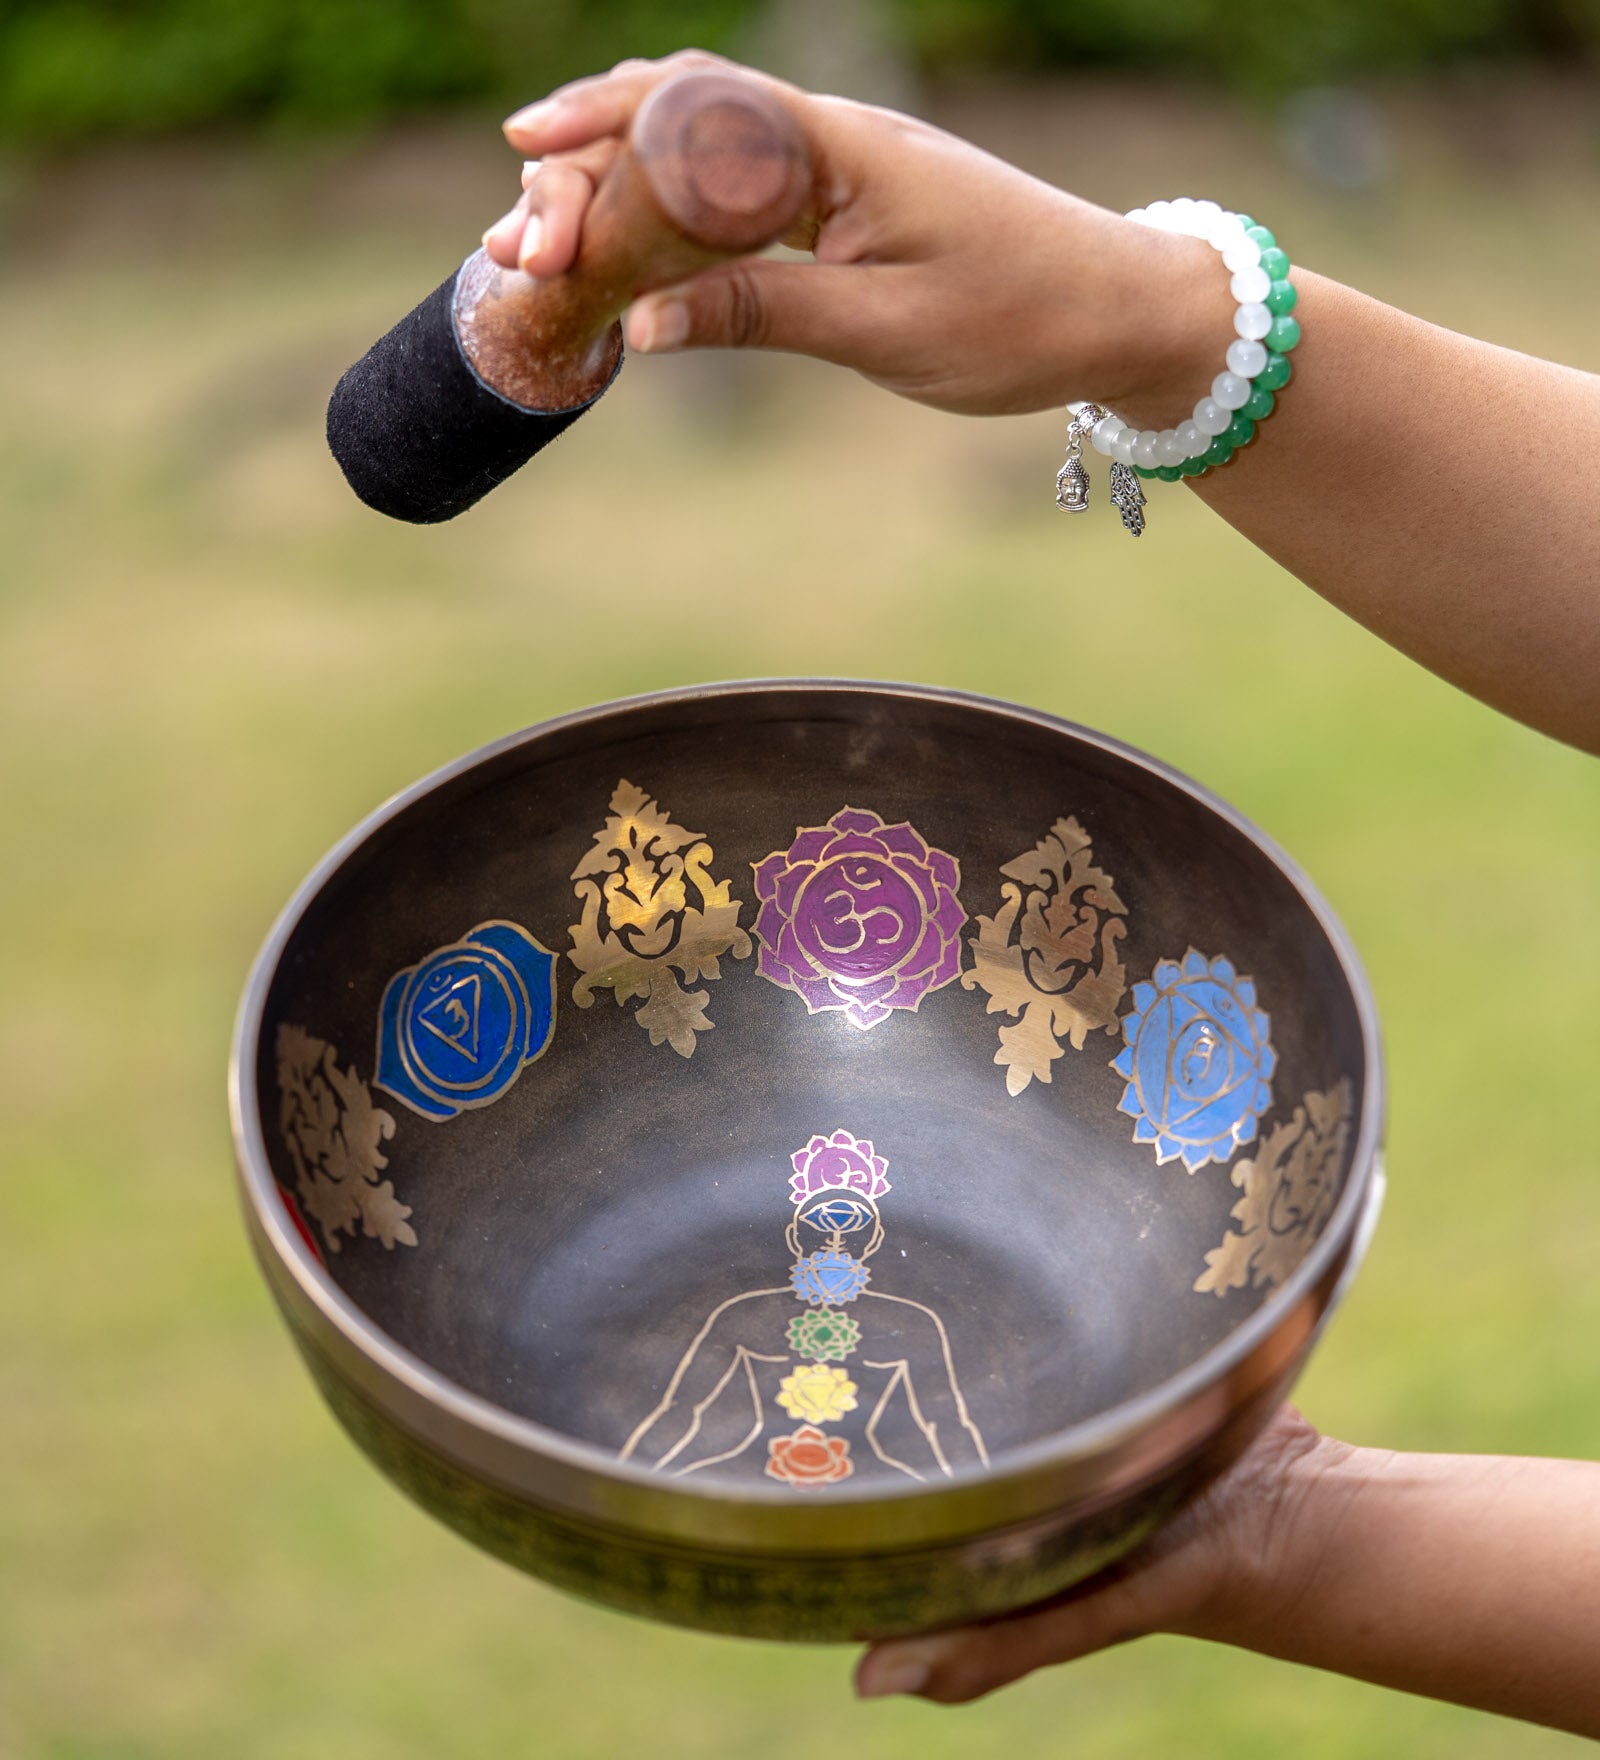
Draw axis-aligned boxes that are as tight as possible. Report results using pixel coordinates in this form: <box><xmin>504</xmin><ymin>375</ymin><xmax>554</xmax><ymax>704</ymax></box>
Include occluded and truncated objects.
<box><xmin>1182</xmin><ymin>1431</ymin><xmax>1381</xmax><ymax>1651</ymax></box>
<box><xmin>1082</xmin><ymin>216</ymin><xmax>1236</xmax><ymax>429</ymax></box>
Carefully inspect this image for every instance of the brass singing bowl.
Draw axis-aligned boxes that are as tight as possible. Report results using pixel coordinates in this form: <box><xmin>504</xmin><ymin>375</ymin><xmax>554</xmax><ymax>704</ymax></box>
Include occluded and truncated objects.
<box><xmin>230</xmin><ymin>682</ymin><xmax>1383</xmax><ymax>1641</ymax></box>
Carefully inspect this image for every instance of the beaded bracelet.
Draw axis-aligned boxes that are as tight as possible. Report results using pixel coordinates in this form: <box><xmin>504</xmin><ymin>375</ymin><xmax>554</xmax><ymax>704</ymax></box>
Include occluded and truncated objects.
<box><xmin>1055</xmin><ymin>199</ymin><xmax>1299</xmax><ymax>535</ymax></box>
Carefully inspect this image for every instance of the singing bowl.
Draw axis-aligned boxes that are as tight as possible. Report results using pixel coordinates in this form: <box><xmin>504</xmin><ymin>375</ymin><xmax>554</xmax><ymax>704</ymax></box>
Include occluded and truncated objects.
<box><xmin>230</xmin><ymin>681</ymin><xmax>1383</xmax><ymax>1641</ymax></box>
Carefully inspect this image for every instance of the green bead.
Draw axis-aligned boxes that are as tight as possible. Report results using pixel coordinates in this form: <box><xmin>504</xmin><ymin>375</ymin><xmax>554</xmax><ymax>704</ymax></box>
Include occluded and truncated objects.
<box><xmin>1156</xmin><ymin>464</ymin><xmax>1182</xmax><ymax>482</ymax></box>
<box><xmin>1180</xmin><ymin>455</ymin><xmax>1208</xmax><ymax>477</ymax></box>
<box><xmin>1234</xmin><ymin>214</ymin><xmax>1256</xmax><ymax>231</ymax></box>
<box><xmin>1259</xmin><ymin>245</ymin><xmax>1290</xmax><ymax>279</ymax></box>
<box><xmin>1134</xmin><ymin>464</ymin><xmax>1157</xmax><ymax>479</ymax></box>
<box><xmin>1225</xmin><ymin>413</ymin><xmax>1256</xmax><ymax>448</ymax></box>
<box><xmin>1266</xmin><ymin>277</ymin><xmax>1298</xmax><ymax>315</ymax></box>
<box><xmin>1266</xmin><ymin>314</ymin><xmax>1301</xmax><ymax>353</ymax></box>
<box><xmin>1204</xmin><ymin>436</ymin><xmax>1235</xmax><ymax>468</ymax></box>
<box><xmin>1256</xmin><ymin>351</ymin><xmax>1293</xmax><ymax>391</ymax></box>
<box><xmin>1243</xmin><ymin>385</ymin><xmax>1276</xmax><ymax>422</ymax></box>
<box><xmin>1245</xmin><ymin>225</ymin><xmax>1275</xmax><ymax>250</ymax></box>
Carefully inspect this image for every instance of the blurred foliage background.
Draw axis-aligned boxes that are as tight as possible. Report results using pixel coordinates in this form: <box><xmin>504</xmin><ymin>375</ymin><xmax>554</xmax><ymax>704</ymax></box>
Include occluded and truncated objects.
<box><xmin>2</xmin><ymin>1</ymin><xmax>1600</xmax><ymax>1757</ymax></box>
<box><xmin>1</xmin><ymin>0</ymin><xmax>1599</xmax><ymax>138</ymax></box>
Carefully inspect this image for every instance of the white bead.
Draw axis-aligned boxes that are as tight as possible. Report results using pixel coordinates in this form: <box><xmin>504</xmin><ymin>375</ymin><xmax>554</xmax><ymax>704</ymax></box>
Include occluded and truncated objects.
<box><xmin>1222</xmin><ymin>234</ymin><xmax>1262</xmax><ymax>273</ymax></box>
<box><xmin>1195</xmin><ymin>397</ymin><xmax>1231</xmax><ymax>437</ymax></box>
<box><xmin>1125</xmin><ymin>207</ymin><xmax>1149</xmax><ymax>227</ymax></box>
<box><xmin>1156</xmin><ymin>429</ymin><xmax>1186</xmax><ymax>467</ymax></box>
<box><xmin>1091</xmin><ymin>414</ymin><xmax>1122</xmax><ymax>455</ymax></box>
<box><xmin>1226</xmin><ymin>338</ymin><xmax>1268</xmax><ymax>378</ymax></box>
<box><xmin>1145</xmin><ymin>199</ymin><xmax>1174</xmax><ymax>230</ymax></box>
<box><xmin>1207</xmin><ymin>212</ymin><xmax>1247</xmax><ymax>251</ymax></box>
<box><xmin>1131</xmin><ymin>430</ymin><xmax>1161</xmax><ymax>467</ymax></box>
<box><xmin>1234</xmin><ymin>301</ymin><xmax>1272</xmax><ymax>341</ymax></box>
<box><xmin>1229</xmin><ymin>264</ymin><xmax>1271</xmax><ymax>304</ymax></box>
<box><xmin>1177</xmin><ymin>419</ymin><xmax>1205</xmax><ymax>458</ymax></box>
<box><xmin>1212</xmin><ymin>370</ymin><xmax>1251</xmax><ymax>411</ymax></box>
<box><xmin>1169</xmin><ymin>196</ymin><xmax>1200</xmax><ymax>233</ymax></box>
<box><xmin>1111</xmin><ymin>427</ymin><xmax>1137</xmax><ymax>464</ymax></box>
<box><xmin>1191</xmin><ymin>199</ymin><xmax>1223</xmax><ymax>234</ymax></box>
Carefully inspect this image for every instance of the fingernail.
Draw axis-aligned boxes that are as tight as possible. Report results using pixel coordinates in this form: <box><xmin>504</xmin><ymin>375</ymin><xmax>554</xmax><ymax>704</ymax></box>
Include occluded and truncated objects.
<box><xmin>516</xmin><ymin>213</ymin><xmax>544</xmax><ymax>271</ymax></box>
<box><xmin>504</xmin><ymin>98</ymin><xmax>556</xmax><ymax>134</ymax></box>
<box><xmin>637</xmin><ymin>299</ymin><xmax>689</xmax><ymax>353</ymax></box>
<box><xmin>521</xmin><ymin>158</ymin><xmax>541</xmax><ymax>184</ymax></box>
<box><xmin>481</xmin><ymin>207</ymin><xmax>518</xmax><ymax>250</ymax></box>
<box><xmin>856</xmin><ymin>1655</ymin><xmax>933</xmax><ymax>1700</ymax></box>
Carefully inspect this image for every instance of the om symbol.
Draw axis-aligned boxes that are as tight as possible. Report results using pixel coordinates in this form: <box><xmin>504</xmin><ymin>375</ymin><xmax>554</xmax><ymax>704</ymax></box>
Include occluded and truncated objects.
<box><xmin>795</xmin><ymin>857</ymin><xmax>922</xmax><ymax>978</ymax></box>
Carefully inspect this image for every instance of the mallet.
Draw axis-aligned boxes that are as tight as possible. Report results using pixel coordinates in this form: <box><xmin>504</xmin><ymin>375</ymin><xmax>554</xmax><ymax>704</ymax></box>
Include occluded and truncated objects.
<box><xmin>327</xmin><ymin>69</ymin><xmax>813</xmax><ymax>524</ymax></box>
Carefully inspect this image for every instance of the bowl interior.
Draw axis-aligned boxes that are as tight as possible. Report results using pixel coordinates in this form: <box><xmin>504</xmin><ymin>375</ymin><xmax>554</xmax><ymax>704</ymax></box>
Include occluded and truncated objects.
<box><xmin>249</xmin><ymin>685</ymin><xmax>1371</xmax><ymax>1495</ymax></box>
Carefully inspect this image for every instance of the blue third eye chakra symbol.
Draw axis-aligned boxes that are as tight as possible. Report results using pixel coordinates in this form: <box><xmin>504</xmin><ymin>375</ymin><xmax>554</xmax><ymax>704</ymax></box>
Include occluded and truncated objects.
<box><xmin>1111</xmin><ymin>949</ymin><xmax>1275</xmax><ymax>1172</ymax></box>
<box><xmin>805</xmin><ymin>1196</ymin><xmax>874</xmax><ymax>1235</ymax></box>
<box><xmin>375</xmin><ymin>920</ymin><xmax>557</xmax><ymax>1121</ymax></box>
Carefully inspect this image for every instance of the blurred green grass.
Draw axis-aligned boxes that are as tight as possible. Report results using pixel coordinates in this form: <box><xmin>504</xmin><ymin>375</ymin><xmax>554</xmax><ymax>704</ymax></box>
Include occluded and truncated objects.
<box><xmin>2</xmin><ymin>77</ymin><xmax>1599</xmax><ymax>1760</ymax></box>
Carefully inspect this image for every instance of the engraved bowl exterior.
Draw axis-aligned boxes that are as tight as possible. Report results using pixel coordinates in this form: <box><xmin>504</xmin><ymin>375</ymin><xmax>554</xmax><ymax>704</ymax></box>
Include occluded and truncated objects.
<box><xmin>230</xmin><ymin>681</ymin><xmax>1384</xmax><ymax>1641</ymax></box>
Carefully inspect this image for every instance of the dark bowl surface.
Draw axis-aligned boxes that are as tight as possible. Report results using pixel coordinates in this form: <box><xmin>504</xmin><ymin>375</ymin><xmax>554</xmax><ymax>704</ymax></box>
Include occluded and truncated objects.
<box><xmin>232</xmin><ymin>681</ymin><xmax>1382</xmax><ymax>1638</ymax></box>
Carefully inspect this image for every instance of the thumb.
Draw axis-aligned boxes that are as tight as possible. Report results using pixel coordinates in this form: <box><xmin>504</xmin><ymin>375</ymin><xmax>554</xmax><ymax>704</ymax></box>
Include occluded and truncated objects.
<box><xmin>625</xmin><ymin>257</ymin><xmax>893</xmax><ymax>369</ymax></box>
<box><xmin>854</xmin><ymin>1571</ymin><xmax>1149</xmax><ymax>1706</ymax></box>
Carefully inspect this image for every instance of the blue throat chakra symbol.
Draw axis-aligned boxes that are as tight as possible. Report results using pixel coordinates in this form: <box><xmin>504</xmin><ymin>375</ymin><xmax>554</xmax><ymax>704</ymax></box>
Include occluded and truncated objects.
<box><xmin>1112</xmin><ymin>949</ymin><xmax>1275</xmax><ymax>1172</ymax></box>
<box><xmin>376</xmin><ymin>920</ymin><xmax>557</xmax><ymax>1121</ymax></box>
<box><xmin>791</xmin><ymin>1249</ymin><xmax>871</xmax><ymax>1305</ymax></box>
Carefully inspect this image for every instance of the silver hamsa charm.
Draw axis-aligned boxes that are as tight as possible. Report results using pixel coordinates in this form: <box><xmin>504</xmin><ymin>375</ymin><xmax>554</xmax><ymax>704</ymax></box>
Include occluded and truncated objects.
<box><xmin>1109</xmin><ymin>460</ymin><xmax>1146</xmax><ymax>537</ymax></box>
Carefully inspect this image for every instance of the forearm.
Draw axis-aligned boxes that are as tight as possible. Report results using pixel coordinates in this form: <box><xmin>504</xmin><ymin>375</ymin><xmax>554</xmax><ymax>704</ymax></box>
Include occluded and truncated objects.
<box><xmin>499</xmin><ymin>58</ymin><xmax>1600</xmax><ymax>752</ymax></box>
<box><xmin>1111</xmin><ymin>263</ymin><xmax>1600</xmax><ymax>754</ymax></box>
<box><xmin>1191</xmin><ymin>1440</ymin><xmax>1600</xmax><ymax>1736</ymax></box>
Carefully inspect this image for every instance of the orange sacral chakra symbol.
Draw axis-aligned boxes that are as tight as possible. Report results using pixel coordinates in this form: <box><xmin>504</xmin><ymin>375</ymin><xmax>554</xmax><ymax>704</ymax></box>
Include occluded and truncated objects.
<box><xmin>767</xmin><ymin>1425</ymin><xmax>853</xmax><ymax>1486</ymax></box>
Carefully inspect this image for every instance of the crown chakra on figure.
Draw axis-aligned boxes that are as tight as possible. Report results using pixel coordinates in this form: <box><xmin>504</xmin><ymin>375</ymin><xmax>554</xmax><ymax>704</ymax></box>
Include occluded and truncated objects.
<box><xmin>789</xmin><ymin>1129</ymin><xmax>891</xmax><ymax>1205</ymax></box>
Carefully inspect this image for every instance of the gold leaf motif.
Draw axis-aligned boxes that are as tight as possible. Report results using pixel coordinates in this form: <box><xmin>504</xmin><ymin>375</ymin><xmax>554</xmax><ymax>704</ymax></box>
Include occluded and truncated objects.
<box><xmin>275</xmin><ymin>1023</ymin><xmax>414</xmax><ymax>1253</ymax></box>
<box><xmin>568</xmin><ymin>780</ymin><xmax>753</xmax><ymax>1057</ymax></box>
<box><xmin>1194</xmin><ymin>1078</ymin><xmax>1354</xmax><ymax>1297</ymax></box>
<box><xmin>960</xmin><ymin>817</ymin><xmax>1128</xmax><ymax>1095</ymax></box>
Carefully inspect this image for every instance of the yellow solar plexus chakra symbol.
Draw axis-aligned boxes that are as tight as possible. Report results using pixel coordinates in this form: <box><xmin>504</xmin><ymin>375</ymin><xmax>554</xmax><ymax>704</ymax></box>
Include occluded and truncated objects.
<box><xmin>776</xmin><ymin>1363</ymin><xmax>859</xmax><ymax>1424</ymax></box>
<box><xmin>1195</xmin><ymin>1079</ymin><xmax>1354</xmax><ymax>1295</ymax></box>
<box><xmin>275</xmin><ymin>1024</ymin><xmax>413</xmax><ymax>1253</ymax></box>
<box><xmin>567</xmin><ymin>780</ymin><xmax>753</xmax><ymax>1057</ymax></box>
<box><xmin>961</xmin><ymin>817</ymin><xmax>1129</xmax><ymax>1095</ymax></box>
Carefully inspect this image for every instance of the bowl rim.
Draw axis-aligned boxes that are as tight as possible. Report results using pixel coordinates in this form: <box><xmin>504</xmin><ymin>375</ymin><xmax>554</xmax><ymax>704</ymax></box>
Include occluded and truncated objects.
<box><xmin>230</xmin><ymin>678</ymin><xmax>1385</xmax><ymax>1546</ymax></box>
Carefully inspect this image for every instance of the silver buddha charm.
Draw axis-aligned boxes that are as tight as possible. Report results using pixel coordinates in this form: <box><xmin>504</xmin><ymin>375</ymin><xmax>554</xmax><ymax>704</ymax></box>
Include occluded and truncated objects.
<box><xmin>1054</xmin><ymin>451</ymin><xmax>1090</xmax><ymax>512</ymax></box>
<box><xmin>1054</xmin><ymin>402</ymin><xmax>1145</xmax><ymax>534</ymax></box>
<box><xmin>1054</xmin><ymin>404</ymin><xmax>1096</xmax><ymax>513</ymax></box>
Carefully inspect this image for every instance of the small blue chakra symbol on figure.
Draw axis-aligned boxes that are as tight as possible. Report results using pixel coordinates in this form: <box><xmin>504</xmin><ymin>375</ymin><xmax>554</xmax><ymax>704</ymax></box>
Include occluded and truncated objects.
<box><xmin>791</xmin><ymin>1246</ymin><xmax>872</xmax><ymax>1305</ymax></box>
<box><xmin>1112</xmin><ymin>949</ymin><xmax>1275</xmax><ymax>1171</ymax></box>
<box><xmin>375</xmin><ymin>920</ymin><xmax>557</xmax><ymax>1121</ymax></box>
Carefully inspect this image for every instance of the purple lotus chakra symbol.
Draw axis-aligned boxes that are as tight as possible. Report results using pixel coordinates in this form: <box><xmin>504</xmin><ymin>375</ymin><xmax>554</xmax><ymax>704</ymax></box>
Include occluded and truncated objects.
<box><xmin>752</xmin><ymin>808</ymin><xmax>967</xmax><ymax>1029</ymax></box>
<box><xmin>789</xmin><ymin>1128</ymin><xmax>891</xmax><ymax>1204</ymax></box>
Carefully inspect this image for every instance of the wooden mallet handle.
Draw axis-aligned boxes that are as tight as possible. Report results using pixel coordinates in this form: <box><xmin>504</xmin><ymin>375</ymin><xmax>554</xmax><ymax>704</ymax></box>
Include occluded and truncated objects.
<box><xmin>456</xmin><ymin>69</ymin><xmax>812</xmax><ymax>411</ymax></box>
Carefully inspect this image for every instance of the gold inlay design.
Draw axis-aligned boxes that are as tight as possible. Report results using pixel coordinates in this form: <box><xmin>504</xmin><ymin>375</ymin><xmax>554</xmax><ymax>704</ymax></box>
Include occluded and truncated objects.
<box><xmin>275</xmin><ymin>1023</ymin><xmax>413</xmax><ymax>1252</ymax></box>
<box><xmin>568</xmin><ymin>780</ymin><xmax>752</xmax><ymax>1057</ymax></box>
<box><xmin>961</xmin><ymin>817</ymin><xmax>1128</xmax><ymax>1095</ymax></box>
<box><xmin>1195</xmin><ymin>1078</ymin><xmax>1354</xmax><ymax>1296</ymax></box>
